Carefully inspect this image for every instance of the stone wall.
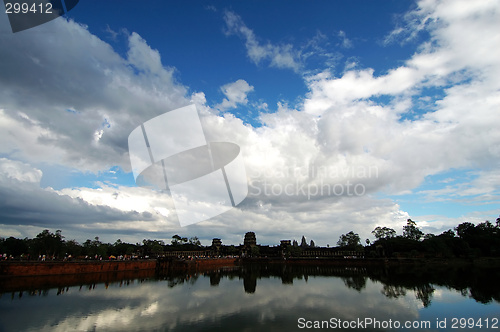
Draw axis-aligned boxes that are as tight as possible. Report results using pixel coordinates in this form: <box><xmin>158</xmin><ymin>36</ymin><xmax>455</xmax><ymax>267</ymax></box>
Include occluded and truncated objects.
<box><xmin>0</xmin><ymin>260</ymin><xmax>157</xmax><ymax>276</ymax></box>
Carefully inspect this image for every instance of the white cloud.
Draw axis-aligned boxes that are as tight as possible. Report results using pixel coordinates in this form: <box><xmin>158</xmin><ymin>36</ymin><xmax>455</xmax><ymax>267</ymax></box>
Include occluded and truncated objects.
<box><xmin>127</xmin><ymin>32</ymin><xmax>164</xmax><ymax>75</ymax></box>
<box><xmin>216</xmin><ymin>79</ymin><xmax>254</xmax><ymax>111</ymax></box>
<box><xmin>223</xmin><ymin>10</ymin><xmax>302</xmax><ymax>72</ymax></box>
<box><xmin>0</xmin><ymin>0</ymin><xmax>499</xmax><ymax>244</ymax></box>
<box><xmin>416</xmin><ymin>169</ymin><xmax>500</xmax><ymax>203</ymax></box>
<box><xmin>300</xmin><ymin>0</ymin><xmax>500</xmax><ymax>188</ymax></box>
<box><xmin>337</xmin><ymin>30</ymin><xmax>353</xmax><ymax>49</ymax></box>
<box><xmin>0</xmin><ymin>18</ymin><xmax>190</xmax><ymax>173</ymax></box>
<box><xmin>0</xmin><ymin>158</ymin><xmax>42</xmax><ymax>184</ymax></box>
<box><xmin>210</xmin><ymin>0</ymin><xmax>499</xmax><ymax>239</ymax></box>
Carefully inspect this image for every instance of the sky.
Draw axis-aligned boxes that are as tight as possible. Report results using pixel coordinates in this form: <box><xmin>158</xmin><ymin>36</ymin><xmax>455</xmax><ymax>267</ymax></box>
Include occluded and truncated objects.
<box><xmin>0</xmin><ymin>0</ymin><xmax>499</xmax><ymax>246</ymax></box>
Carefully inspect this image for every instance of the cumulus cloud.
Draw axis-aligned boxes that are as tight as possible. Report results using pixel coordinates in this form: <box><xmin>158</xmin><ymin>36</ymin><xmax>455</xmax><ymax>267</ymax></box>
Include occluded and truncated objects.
<box><xmin>212</xmin><ymin>0</ymin><xmax>500</xmax><ymax>238</ymax></box>
<box><xmin>0</xmin><ymin>18</ymin><xmax>190</xmax><ymax>173</ymax></box>
<box><xmin>216</xmin><ymin>79</ymin><xmax>254</xmax><ymax>111</ymax></box>
<box><xmin>300</xmin><ymin>0</ymin><xmax>500</xmax><ymax>194</ymax></box>
<box><xmin>0</xmin><ymin>0</ymin><xmax>499</xmax><ymax>244</ymax></box>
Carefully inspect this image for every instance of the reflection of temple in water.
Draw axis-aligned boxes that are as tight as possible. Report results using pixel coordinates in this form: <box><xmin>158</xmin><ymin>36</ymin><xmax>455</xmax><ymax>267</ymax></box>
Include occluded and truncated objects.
<box><xmin>3</xmin><ymin>263</ymin><xmax>500</xmax><ymax>307</ymax></box>
<box><xmin>243</xmin><ymin>274</ymin><xmax>257</xmax><ymax>293</ymax></box>
<box><xmin>209</xmin><ymin>271</ymin><xmax>221</xmax><ymax>286</ymax></box>
<box><xmin>199</xmin><ymin>263</ymin><xmax>500</xmax><ymax>307</ymax></box>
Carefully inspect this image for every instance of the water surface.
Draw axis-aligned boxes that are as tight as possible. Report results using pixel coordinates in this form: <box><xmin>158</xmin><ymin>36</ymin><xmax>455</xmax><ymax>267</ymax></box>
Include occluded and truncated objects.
<box><xmin>1</xmin><ymin>263</ymin><xmax>499</xmax><ymax>331</ymax></box>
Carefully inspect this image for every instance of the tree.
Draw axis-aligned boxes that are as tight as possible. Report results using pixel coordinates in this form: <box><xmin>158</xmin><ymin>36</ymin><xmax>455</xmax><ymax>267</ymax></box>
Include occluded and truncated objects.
<box><xmin>188</xmin><ymin>237</ymin><xmax>201</xmax><ymax>246</ymax></box>
<box><xmin>64</xmin><ymin>239</ymin><xmax>82</xmax><ymax>257</ymax></box>
<box><xmin>465</xmin><ymin>221</ymin><xmax>500</xmax><ymax>256</ymax></box>
<box><xmin>455</xmin><ymin>222</ymin><xmax>475</xmax><ymax>239</ymax></box>
<box><xmin>310</xmin><ymin>240</ymin><xmax>316</xmax><ymax>248</ymax></box>
<box><xmin>171</xmin><ymin>235</ymin><xmax>182</xmax><ymax>245</ymax></box>
<box><xmin>34</xmin><ymin>229</ymin><xmax>64</xmax><ymax>257</ymax></box>
<box><xmin>439</xmin><ymin>229</ymin><xmax>455</xmax><ymax>238</ymax></box>
<box><xmin>477</xmin><ymin>220</ymin><xmax>495</xmax><ymax>232</ymax></box>
<box><xmin>83</xmin><ymin>236</ymin><xmax>108</xmax><ymax>258</ymax></box>
<box><xmin>371</xmin><ymin>226</ymin><xmax>397</xmax><ymax>240</ymax></box>
<box><xmin>402</xmin><ymin>219</ymin><xmax>423</xmax><ymax>241</ymax></box>
<box><xmin>337</xmin><ymin>231</ymin><xmax>362</xmax><ymax>250</ymax></box>
<box><xmin>142</xmin><ymin>239</ymin><xmax>164</xmax><ymax>257</ymax></box>
<box><xmin>424</xmin><ymin>233</ymin><xmax>435</xmax><ymax>240</ymax></box>
<box><xmin>1</xmin><ymin>237</ymin><xmax>29</xmax><ymax>257</ymax></box>
<box><xmin>171</xmin><ymin>235</ymin><xmax>189</xmax><ymax>246</ymax></box>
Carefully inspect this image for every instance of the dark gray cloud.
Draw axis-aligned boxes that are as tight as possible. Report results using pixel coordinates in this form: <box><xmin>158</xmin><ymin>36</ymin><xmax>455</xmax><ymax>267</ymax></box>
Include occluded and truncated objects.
<box><xmin>0</xmin><ymin>178</ymin><xmax>153</xmax><ymax>227</ymax></box>
<box><xmin>0</xmin><ymin>159</ymin><xmax>154</xmax><ymax>230</ymax></box>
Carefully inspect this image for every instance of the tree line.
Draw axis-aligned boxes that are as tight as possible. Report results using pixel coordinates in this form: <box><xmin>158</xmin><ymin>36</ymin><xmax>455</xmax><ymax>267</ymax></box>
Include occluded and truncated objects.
<box><xmin>0</xmin><ymin>231</ymin><xmax>204</xmax><ymax>260</ymax></box>
<box><xmin>1</xmin><ymin>216</ymin><xmax>499</xmax><ymax>260</ymax></box>
<box><xmin>338</xmin><ymin>217</ymin><xmax>500</xmax><ymax>258</ymax></box>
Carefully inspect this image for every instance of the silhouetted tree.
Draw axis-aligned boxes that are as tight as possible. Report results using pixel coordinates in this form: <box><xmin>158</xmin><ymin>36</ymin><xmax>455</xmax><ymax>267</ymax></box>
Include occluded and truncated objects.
<box><xmin>372</xmin><ymin>226</ymin><xmax>397</xmax><ymax>240</ymax></box>
<box><xmin>455</xmin><ymin>222</ymin><xmax>475</xmax><ymax>239</ymax></box>
<box><xmin>337</xmin><ymin>231</ymin><xmax>362</xmax><ymax>250</ymax></box>
<box><xmin>142</xmin><ymin>239</ymin><xmax>164</xmax><ymax>257</ymax></box>
<box><xmin>455</xmin><ymin>221</ymin><xmax>500</xmax><ymax>256</ymax></box>
<box><xmin>171</xmin><ymin>235</ymin><xmax>182</xmax><ymax>245</ymax></box>
<box><xmin>1</xmin><ymin>237</ymin><xmax>28</xmax><ymax>257</ymax></box>
<box><xmin>64</xmin><ymin>239</ymin><xmax>82</xmax><ymax>258</ymax></box>
<box><xmin>403</xmin><ymin>219</ymin><xmax>423</xmax><ymax>241</ymax></box>
<box><xmin>423</xmin><ymin>233</ymin><xmax>435</xmax><ymax>240</ymax></box>
<box><xmin>83</xmin><ymin>236</ymin><xmax>108</xmax><ymax>258</ymax></box>
<box><xmin>110</xmin><ymin>239</ymin><xmax>136</xmax><ymax>256</ymax></box>
<box><xmin>189</xmin><ymin>237</ymin><xmax>201</xmax><ymax>246</ymax></box>
<box><xmin>440</xmin><ymin>229</ymin><xmax>455</xmax><ymax>238</ymax></box>
<box><xmin>33</xmin><ymin>229</ymin><xmax>64</xmax><ymax>258</ymax></box>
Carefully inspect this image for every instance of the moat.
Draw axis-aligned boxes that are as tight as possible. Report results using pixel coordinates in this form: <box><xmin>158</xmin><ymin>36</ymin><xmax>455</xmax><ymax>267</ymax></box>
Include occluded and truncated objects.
<box><xmin>1</xmin><ymin>262</ymin><xmax>499</xmax><ymax>331</ymax></box>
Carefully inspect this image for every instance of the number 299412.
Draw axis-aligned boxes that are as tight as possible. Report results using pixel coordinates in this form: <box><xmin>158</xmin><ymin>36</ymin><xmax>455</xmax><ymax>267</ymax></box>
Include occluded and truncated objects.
<box><xmin>5</xmin><ymin>2</ymin><xmax>53</xmax><ymax>14</ymax></box>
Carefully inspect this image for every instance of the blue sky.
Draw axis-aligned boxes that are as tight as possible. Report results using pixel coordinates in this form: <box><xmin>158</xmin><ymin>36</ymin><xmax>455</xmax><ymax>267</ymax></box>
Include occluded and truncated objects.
<box><xmin>67</xmin><ymin>1</ymin><xmax>420</xmax><ymax>122</ymax></box>
<box><xmin>0</xmin><ymin>0</ymin><xmax>499</xmax><ymax>245</ymax></box>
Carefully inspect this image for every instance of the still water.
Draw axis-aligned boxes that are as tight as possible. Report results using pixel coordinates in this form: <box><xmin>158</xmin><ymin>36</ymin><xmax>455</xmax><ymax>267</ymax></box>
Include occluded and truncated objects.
<box><xmin>0</xmin><ymin>263</ymin><xmax>499</xmax><ymax>331</ymax></box>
